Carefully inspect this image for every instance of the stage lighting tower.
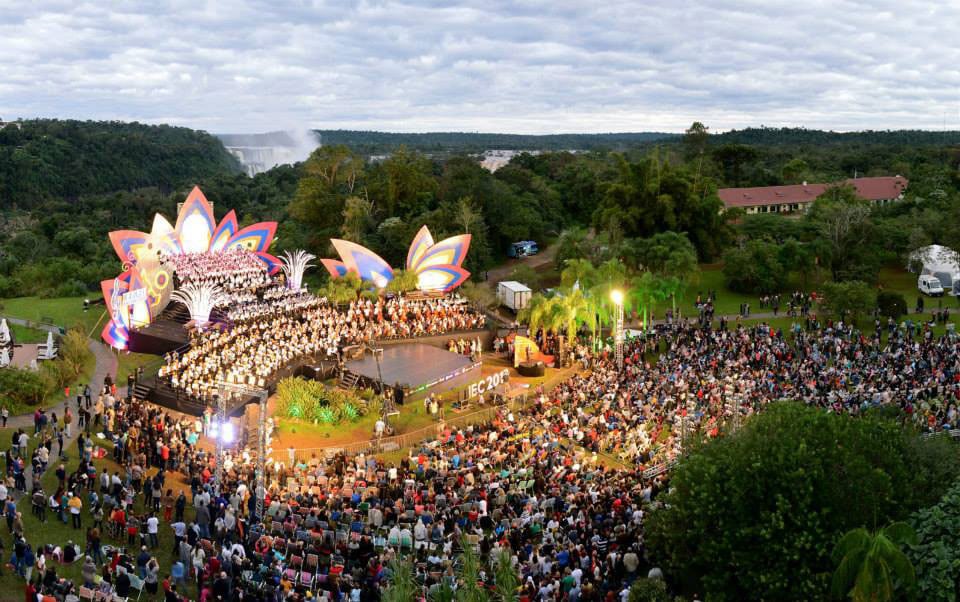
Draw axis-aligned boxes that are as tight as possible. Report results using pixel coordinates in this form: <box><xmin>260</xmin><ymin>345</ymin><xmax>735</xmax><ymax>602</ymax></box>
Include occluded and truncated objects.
<box><xmin>610</xmin><ymin>289</ymin><xmax>625</xmax><ymax>371</ymax></box>
<box><xmin>215</xmin><ymin>381</ymin><xmax>269</xmax><ymax>519</ymax></box>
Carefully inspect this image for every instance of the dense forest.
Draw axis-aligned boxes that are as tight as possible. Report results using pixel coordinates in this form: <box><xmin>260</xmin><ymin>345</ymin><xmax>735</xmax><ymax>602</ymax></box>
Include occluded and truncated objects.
<box><xmin>0</xmin><ymin>119</ymin><xmax>959</xmax><ymax>301</ymax></box>
<box><xmin>0</xmin><ymin>120</ymin><xmax>241</xmax><ymax>209</ymax></box>
<box><xmin>310</xmin><ymin>130</ymin><xmax>677</xmax><ymax>154</ymax></box>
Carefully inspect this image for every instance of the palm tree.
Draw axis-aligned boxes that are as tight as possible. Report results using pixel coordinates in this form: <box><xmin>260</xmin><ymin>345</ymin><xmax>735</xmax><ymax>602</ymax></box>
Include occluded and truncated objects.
<box><xmin>561</xmin><ymin>258</ymin><xmax>598</xmax><ymax>290</ymax></box>
<box><xmin>557</xmin><ymin>288</ymin><xmax>591</xmax><ymax>347</ymax></box>
<box><xmin>629</xmin><ymin>271</ymin><xmax>668</xmax><ymax>330</ymax></box>
<box><xmin>381</xmin><ymin>558</ymin><xmax>418</xmax><ymax>602</ymax></box>
<box><xmin>492</xmin><ymin>547</ymin><xmax>521</xmax><ymax>601</ymax></box>
<box><xmin>518</xmin><ymin>294</ymin><xmax>553</xmax><ymax>337</ymax></box>
<box><xmin>832</xmin><ymin>522</ymin><xmax>918</xmax><ymax>602</ymax></box>
<box><xmin>589</xmin><ymin>258</ymin><xmax>628</xmax><ymax>333</ymax></box>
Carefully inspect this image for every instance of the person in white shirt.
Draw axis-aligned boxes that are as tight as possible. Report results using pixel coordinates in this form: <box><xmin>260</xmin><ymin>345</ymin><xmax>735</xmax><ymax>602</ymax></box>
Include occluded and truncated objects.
<box><xmin>146</xmin><ymin>514</ymin><xmax>160</xmax><ymax>548</ymax></box>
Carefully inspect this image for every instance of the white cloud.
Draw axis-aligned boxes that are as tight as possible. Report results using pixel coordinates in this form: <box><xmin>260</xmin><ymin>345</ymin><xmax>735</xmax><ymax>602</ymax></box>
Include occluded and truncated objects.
<box><xmin>0</xmin><ymin>0</ymin><xmax>958</xmax><ymax>133</ymax></box>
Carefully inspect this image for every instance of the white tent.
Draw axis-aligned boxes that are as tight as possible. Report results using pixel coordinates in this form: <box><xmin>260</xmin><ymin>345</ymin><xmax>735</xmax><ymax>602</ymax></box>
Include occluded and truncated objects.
<box><xmin>909</xmin><ymin>244</ymin><xmax>960</xmax><ymax>294</ymax></box>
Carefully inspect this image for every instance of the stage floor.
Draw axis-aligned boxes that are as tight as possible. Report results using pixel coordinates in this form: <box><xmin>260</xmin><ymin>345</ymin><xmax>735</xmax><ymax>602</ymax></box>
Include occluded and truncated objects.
<box><xmin>346</xmin><ymin>343</ymin><xmax>476</xmax><ymax>390</ymax></box>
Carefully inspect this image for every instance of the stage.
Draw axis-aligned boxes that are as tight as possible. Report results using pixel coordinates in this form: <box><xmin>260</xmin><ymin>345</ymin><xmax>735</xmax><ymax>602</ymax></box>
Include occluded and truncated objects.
<box><xmin>345</xmin><ymin>343</ymin><xmax>480</xmax><ymax>402</ymax></box>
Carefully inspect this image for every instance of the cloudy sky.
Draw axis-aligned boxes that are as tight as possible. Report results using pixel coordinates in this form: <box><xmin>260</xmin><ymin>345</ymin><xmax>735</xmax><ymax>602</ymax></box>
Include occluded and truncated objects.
<box><xmin>1</xmin><ymin>0</ymin><xmax>958</xmax><ymax>134</ymax></box>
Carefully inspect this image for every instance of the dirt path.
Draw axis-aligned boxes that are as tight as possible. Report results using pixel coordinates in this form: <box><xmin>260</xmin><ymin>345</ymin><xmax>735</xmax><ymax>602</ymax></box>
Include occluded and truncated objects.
<box><xmin>484</xmin><ymin>242</ymin><xmax>558</xmax><ymax>284</ymax></box>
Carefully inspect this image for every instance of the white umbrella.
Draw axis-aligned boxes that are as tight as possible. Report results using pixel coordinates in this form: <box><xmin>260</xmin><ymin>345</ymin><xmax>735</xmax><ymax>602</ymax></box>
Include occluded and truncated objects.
<box><xmin>46</xmin><ymin>330</ymin><xmax>54</xmax><ymax>349</ymax></box>
<box><xmin>0</xmin><ymin>347</ymin><xmax>10</xmax><ymax>367</ymax></box>
<box><xmin>0</xmin><ymin>318</ymin><xmax>9</xmax><ymax>343</ymax></box>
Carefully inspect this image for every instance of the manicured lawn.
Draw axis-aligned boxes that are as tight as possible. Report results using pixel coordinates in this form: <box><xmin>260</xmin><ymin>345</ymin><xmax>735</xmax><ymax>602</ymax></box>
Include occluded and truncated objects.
<box><xmin>8</xmin><ymin>323</ymin><xmax>48</xmax><ymax>344</ymax></box>
<box><xmin>0</xmin><ymin>432</ymin><xmax>202</xmax><ymax>600</ymax></box>
<box><xmin>0</xmin><ymin>296</ymin><xmax>105</xmax><ymax>336</ymax></box>
<box><xmin>116</xmin><ymin>352</ymin><xmax>161</xmax><ymax>384</ymax></box>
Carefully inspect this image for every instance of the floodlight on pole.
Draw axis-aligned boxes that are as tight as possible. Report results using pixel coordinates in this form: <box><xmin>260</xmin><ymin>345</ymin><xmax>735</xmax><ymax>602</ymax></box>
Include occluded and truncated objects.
<box><xmin>611</xmin><ymin>289</ymin><xmax>625</xmax><ymax>371</ymax></box>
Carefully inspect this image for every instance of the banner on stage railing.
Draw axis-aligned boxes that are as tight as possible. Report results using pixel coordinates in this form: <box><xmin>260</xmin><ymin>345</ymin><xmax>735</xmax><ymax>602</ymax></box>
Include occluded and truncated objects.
<box><xmin>466</xmin><ymin>369</ymin><xmax>510</xmax><ymax>399</ymax></box>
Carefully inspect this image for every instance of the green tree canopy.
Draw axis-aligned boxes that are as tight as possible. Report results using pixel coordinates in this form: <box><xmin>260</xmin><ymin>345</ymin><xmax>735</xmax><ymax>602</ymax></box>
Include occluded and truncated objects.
<box><xmin>722</xmin><ymin>239</ymin><xmax>787</xmax><ymax>294</ymax></box>
<box><xmin>647</xmin><ymin>402</ymin><xmax>960</xmax><ymax>601</ymax></box>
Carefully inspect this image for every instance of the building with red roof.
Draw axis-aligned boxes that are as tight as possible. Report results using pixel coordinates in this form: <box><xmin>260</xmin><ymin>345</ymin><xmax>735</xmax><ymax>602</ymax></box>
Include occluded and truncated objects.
<box><xmin>718</xmin><ymin>176</ymin><xmax>908</xmax><ymax>214</ymax></box>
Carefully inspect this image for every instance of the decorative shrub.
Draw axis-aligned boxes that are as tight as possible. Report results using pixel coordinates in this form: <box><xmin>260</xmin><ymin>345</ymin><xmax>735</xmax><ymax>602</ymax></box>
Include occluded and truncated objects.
<box><xmin>275</xmin><ymin>376</ymin><xmax>368</xmax><ymax>425</ymax></box>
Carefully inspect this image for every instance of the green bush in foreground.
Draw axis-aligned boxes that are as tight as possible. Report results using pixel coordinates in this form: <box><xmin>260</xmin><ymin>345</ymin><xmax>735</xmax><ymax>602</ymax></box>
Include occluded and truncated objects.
<box><xmin>908</xmin><ymin>478</ymin><xmax>960</xmax><ymax>601</ymax></box>
<box><xmin>647</xmin><ymin>402</ymin><xmax>960</xmax><ymax>601</ymax></box>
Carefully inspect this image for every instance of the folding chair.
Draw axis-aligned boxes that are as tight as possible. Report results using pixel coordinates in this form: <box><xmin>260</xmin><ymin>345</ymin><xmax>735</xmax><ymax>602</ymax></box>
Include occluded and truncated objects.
<box><xmin>289</xmin><ymin>554</ymin><xmax>303</xmax><ymax>574</ymax></box>
<box><xmin>78</xmin><ymin>587</ymin><xmax>96</xmax><ymax>602</ymax></box>
<box><xmin>305</xmin><ymin>553</ymin><xmax>319</xmax><ymax>578</ymax></box>
<box><xmin>299</xmin><ymin>570</ymin><xmax>313</xmax><ymax>589</ymax></box>
<box><xmin>127</xmin><ymin>574</ymin><xmax>144</xmax><ymax>601</ymax></box>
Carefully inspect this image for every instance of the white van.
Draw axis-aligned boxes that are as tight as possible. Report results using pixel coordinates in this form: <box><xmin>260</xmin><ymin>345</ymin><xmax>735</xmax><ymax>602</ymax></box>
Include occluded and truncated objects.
<box><xmin>918</xmin><ymin>274</ymin><xmax>945</xmax><ymax>297</ymax></box>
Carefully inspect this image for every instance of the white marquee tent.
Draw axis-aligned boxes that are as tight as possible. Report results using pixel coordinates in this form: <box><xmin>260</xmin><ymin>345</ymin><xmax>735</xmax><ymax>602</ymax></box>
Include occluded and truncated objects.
<box><xmin>908</xmin><ymin>244</ymin><xmax>960</xmax><ymax>294</ymax></box>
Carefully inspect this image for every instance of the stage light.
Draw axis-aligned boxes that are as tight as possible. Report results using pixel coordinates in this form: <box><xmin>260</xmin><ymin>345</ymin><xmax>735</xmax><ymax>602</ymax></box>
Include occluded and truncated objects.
<box><xmin>610</xmin><ymin>289</ymin><xmax>624</xmax><ymax>305</ymax></box>
<box><xmin>221</xmin><ymin>422</ymin><xmax>235</xmax><ymax>444</ymax></box>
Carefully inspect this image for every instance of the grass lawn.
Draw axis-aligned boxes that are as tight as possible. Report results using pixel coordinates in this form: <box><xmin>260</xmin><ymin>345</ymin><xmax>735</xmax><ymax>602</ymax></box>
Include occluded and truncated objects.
<box><xmin>116</xmin><ymin>352</ymin><xmax>161</xmax><ymax>384</ymax></box>
<box><xmin>8</xmin><ymin>324</ymin><xmax>48</xmax><ymax>344</ymax></box>
<box><xmin>0</xmin><ymin>430</ymin><xmax>204</xmax><ymax>600</ymax></box>
<box><xmin>0</xmin><ymin>296</ymin><xmax>105</xmax><ymax>337</ymax></box>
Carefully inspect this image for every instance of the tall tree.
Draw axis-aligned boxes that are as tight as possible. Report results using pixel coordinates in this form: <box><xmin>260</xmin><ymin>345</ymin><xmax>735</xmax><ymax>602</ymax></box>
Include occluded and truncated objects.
<box><xmin>341</xmin><ymin>195</ymin><xmax>376</xmax><ymax>242</ymax></box>
<box><xmin>290</xmin><ymin>145</ymin><xmax>364</xmax><ymax>246</ymax></box>
<box><xmin>806</xmin><ymin>185</ymin><xmax>880</xmax><ymax>282</ymax></box>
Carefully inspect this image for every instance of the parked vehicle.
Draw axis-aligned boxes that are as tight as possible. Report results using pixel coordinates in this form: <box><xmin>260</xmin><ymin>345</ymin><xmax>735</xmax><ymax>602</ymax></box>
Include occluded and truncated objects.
<box><xmin>508</xmin><ymin>241</ymin><xmax>539</xmax><ymax>258</ymax></box>
<box><xmin>497</xmin><ymin>281</ymin><xmax>532</xmax><ymax>311</ymax></box>
<box><xmin>918</xmin><ymin>274</ymin><xmax>945</xmax><ymax>297</ymax></box>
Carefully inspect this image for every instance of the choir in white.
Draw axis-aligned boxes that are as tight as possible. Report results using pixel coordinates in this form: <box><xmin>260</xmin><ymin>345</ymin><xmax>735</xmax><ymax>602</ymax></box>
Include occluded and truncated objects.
<box><xmin>157</xmin><ymin>250</ymin><xmax>485</xmax><ymax>401</ymax></box>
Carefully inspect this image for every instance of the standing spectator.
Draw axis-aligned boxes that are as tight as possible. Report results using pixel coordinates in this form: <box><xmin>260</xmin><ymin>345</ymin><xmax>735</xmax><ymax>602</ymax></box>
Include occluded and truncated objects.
<box><xmin>68</xmin><ymin>491</ymin><xmax>83</xmax><ymax>528</ymax></box>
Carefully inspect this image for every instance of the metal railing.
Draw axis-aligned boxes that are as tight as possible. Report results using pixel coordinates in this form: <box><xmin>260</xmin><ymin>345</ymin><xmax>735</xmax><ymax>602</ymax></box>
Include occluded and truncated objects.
<box><xmin>0</xmin><ymin>314</ymin><xmax>65</xmax><ymax>335</ymax></box>
<box><xmin>920</xmin><ymin>429</ymin><xmax>960</xmax><ymax>441</ymax></box>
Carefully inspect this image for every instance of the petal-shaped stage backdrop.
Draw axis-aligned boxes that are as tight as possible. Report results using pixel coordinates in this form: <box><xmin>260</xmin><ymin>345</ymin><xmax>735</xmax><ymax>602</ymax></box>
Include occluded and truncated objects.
<box><xmin>320</xmin><ymin>258</ymin><xmax>349</xmax><ymax>278</ymax></box>
<box><xmin>100</xmin><ymin>276</ymin><xmax>129</xmax><ymax>349</ymax></box>
<box><xmin>175</xmin><ymin>186</ymin><xmax>216</xmax><ymax>254</ymax></box>
<box><xmin>410</xmin><ymin>234</ymin><xmax>472</xmax><ymax>273</ymax></box>
<box><xmin>406</xmin><ymin>225</ymin><xmax>435</xmax><ymax>271</ymax></box>
<box><xmin>209</xmin><ymin>210</ymin><xmax>239</xmax><ymax>253</ymax></box>
<box><xmin>331</xmin><ymin>239</ymin><xmax>395</xmax><ymax>288</ymax></box>
<box><xmin>254</xmin><ymin>251</ymin><xmax>282</xmax><ymax>275</ymax></box>
<box><xmin>151</xmin><ymin>214</ymin><xmax>175</xmax><ymax>237</ymax></box>
<box><xmin>109</xmin><ymin>230</ymin><xmax>149</xmax><ymax>265</ymax></box>
<box><xmin>224</xmin><ymin>222</ymin><xmax>278</xmax><ymax>254</ymax></box>
<box><xmin>100</xmin><ymin>269</ymin><xmax>153</xmax><ymax>349</ymax></box>
<box><xmin>416</xmin><ymin>264</ymin><xmax>471</xmax><ymax>292</ymax></box>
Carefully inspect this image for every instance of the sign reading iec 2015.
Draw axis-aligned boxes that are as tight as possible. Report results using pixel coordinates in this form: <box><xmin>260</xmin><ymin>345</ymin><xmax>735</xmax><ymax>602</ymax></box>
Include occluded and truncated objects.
<box><xmin>467</xmin><ymin>369</ymin><xmax>510</xmax><ymax>398</ymax></box>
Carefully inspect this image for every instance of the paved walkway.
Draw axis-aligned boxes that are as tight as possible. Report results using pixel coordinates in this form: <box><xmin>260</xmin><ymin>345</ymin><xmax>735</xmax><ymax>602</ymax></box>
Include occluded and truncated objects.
<box><xmin>7</xmin><ymin>340</ymin><xmax>117</xmax><ymax>430</ymax></box>
<box><xmin>9</xmin><ymin>339</ymin><xmax>117</xmax><ymax>492</ymax></box>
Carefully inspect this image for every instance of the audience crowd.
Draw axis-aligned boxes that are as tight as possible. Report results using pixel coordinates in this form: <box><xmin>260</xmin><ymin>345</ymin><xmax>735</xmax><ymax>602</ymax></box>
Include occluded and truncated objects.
<box><xmin>9</xmin><ymin>310</ymin><xmax>960</xmax><ymax>601</ymax></box>
<box><xmin>6</xmin><ymin>251</ymin><xmax>960</xmax><ymax>601</ymax></box>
